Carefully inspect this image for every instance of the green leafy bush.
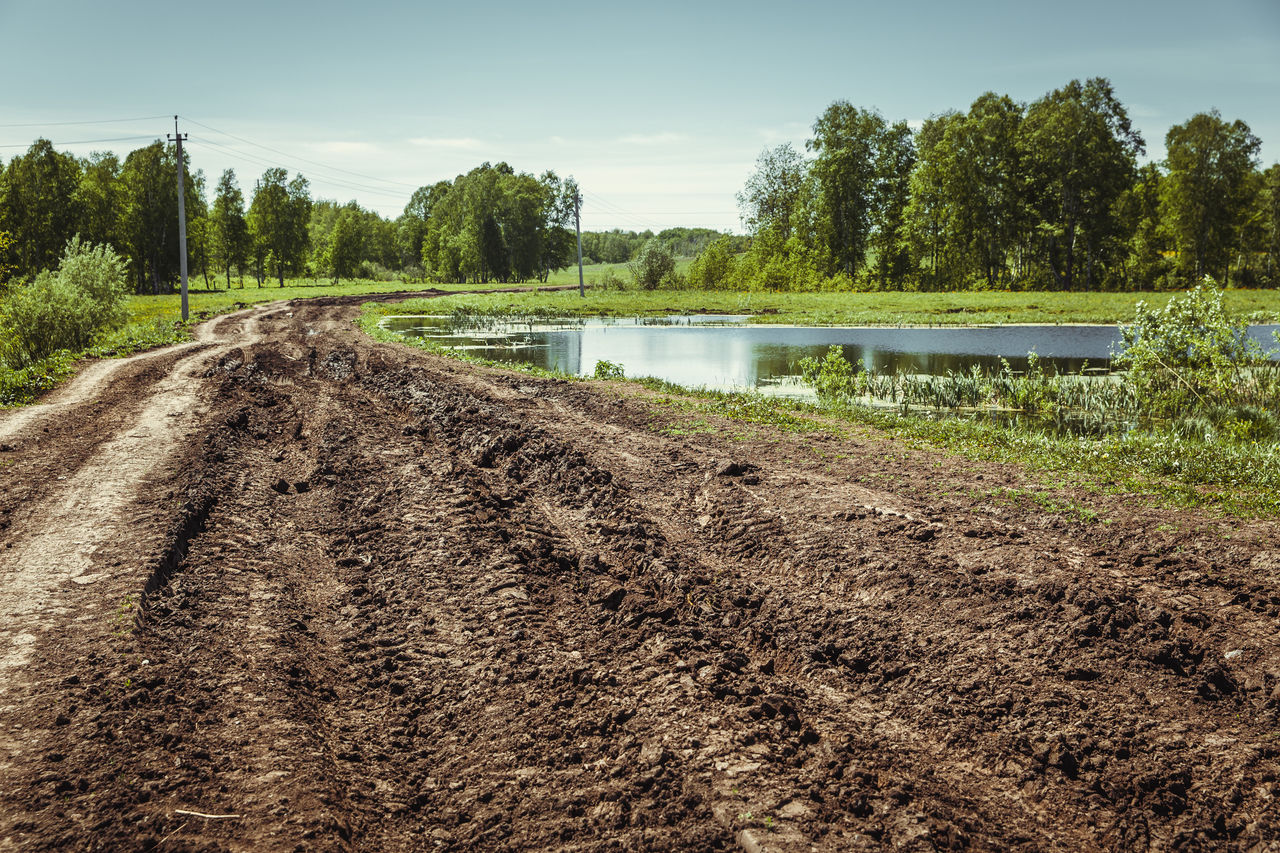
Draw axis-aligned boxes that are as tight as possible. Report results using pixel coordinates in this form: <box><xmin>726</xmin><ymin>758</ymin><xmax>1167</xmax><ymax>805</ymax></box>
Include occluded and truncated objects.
<box><xmin>1</xmin><ymin>237</ymin><xmax>130</xmax><ymax>368</ymax></box>
<box><xmin>1115</xmin><ymin>280</ymin><xmax>1277</xmax><ymax>417</ymax></box>
<box><xmin>593</xmin><ymin>359</ymin><xmax>625</xmax><ymax>379</ymax></box>
<box><xmin>596</xmin><ymin>269</ymin><xmax>628</xmax><ymax>290</ymax></box>
<box><xmin>627</xmin><ymin>239</ymin><xmax>677</xmax><ymax>290</ymax></box>
<box><xmin>687</xmin><ymin>237</ymin><xmax>737</xmax><ymax>290</ymax></box>
<box><xmin>798</xmin><ymin>345</ymin><xmax>863</xmax><ymax>398</ymax></box>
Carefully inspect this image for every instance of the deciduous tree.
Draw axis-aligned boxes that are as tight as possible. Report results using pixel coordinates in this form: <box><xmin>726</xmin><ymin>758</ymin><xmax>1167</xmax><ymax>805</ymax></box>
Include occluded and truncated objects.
<box><xmin>0</xmin><ymin>139</ymin><xmax>84</xmax><ymax>277</ymax></box>
<box><xmin>1162</xmin><ymin>110</ymin><xmax>1260</xmax><ymax>282</ymax></box>
<box><xmin>1020</xmin><ymin>78</ymin><xmax>1144</xmax><ymax>289</ymax></box>
<box><xmin>210</xmin><ymin>169</ymin><xmax>250</xmax><ymax>288</ymax></box>
<box><xmin>738</xmin><ymin>144</ymin><xmax>806</xmax><ymax>244</ymax></box>
<box><xmin>807</xmin><ymin>103</ymin><xmax>885</xmax><ymax>278</ymax></box>
<box><xmin>248</xmin><ymin>168</ymin><xmax>312</xmax><ymax>286</ymax></box>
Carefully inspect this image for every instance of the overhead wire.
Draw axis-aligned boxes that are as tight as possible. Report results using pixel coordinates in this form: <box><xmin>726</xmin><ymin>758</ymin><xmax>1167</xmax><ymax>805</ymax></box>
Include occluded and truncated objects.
<box><xmin>581</xmin><ymin>191</ymin><xmax>671</xmax><ymax>232</ymax></box>
<box><xmin>190</xmin><ymin>135</ymin><xmax>410</xmax><ymax>204</ymax></box>
<box><xmin>0</xmin><ymin>134</ymin><xmax>160</xmax><ymax>149</ymax></box>
<box><xmin>181</xmin><ymin>115</ymin><xmax>420</xmax><ymax>191</ymax></box>
<box><xmin>0</xmin><ymin>114</ymin><xmax>170</xmax><ymax>129</ymax></box>
<box><xmin>0</xmin><ymin>115</ymin><xmax>730</xmax><ymax>229</ymax></box>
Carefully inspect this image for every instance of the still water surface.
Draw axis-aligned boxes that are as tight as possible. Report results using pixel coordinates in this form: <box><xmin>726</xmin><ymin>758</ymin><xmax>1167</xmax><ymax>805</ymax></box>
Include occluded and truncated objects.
<box><xmin>383</xmin><ymin>315</ymin><xmax>1280</xmax><ymax>397</ymax></box>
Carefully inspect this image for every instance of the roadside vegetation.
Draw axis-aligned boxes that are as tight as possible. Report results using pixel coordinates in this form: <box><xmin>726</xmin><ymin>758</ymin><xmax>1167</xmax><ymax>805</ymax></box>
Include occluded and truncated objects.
<box><xmin>792</xmin><ymin>283</ymin><xmax>1280</xmax><ymax>513</ymax></box>
<box><xmin>1</xmin><ymin>238</ymin><xmax>135</xmax><ymax>405</ymax></box>
<box><xmin>0</xmin><ymin>244</ymin><xmax>460</xmax><ymax>406</ymax></box>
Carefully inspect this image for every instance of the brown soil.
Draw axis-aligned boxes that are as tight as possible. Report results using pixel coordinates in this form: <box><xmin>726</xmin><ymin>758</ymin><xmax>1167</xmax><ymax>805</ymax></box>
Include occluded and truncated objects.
<box><xmin>0</xmin><ymin>294</ymin><xmax>1277</xmax><ymax>852</ymax></box>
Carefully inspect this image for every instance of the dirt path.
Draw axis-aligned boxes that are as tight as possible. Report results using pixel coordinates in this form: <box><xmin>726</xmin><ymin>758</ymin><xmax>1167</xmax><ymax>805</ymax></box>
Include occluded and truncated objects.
<box><xmin>0</xmin><ymin>296</ymin><xmax>1277</xmax><ymax>851</ymax></box>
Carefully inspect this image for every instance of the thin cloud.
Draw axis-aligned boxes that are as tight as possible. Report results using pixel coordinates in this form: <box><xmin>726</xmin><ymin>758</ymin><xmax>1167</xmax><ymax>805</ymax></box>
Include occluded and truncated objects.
<box><xmin>308</xmin><ymin>141</ymin><xmax>379</xmax><ymax>155</ymax></box>
<box><xmin>408</xmin><ymin>136</ymin><xmax>485</xmax><ymax>149</ymax></box>
<box><xmin>754</xmin><ymin>122</ymin><xmax>809</xmax><ymax>144</ymax></box>
<box><xmin>617</xmin><ymin>132</ymin><xmax>686</xmax><ymax>146</ymax></box>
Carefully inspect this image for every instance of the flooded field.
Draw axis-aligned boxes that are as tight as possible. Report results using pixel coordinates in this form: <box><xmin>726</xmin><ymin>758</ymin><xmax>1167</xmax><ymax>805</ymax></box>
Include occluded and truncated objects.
<box><xmin>382</xmin><ymin>315</ymin><xmax>1280</xmax><ymax>396</ymax></box>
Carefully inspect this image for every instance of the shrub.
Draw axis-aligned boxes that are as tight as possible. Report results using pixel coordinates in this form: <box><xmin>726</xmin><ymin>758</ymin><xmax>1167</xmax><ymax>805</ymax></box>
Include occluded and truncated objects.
<box><xmin>687</xmin><ymin>237</ymin><xmax>737</xmax><ymax>290</ymax></box>
<box><xmin>593</xmin><ymin>359</ymin><xmax>625</xmax><ymax>379</ymax></box>
<box><xmin>798</xmin><ymin>345</ymin><xmax>863</xmax><ymax>399</ymax></box>
<box><xmin>0</xmin><ymin>237</ymin><xmax>130</xmax><ymax>368</ymax></box>
<box><xmin>627</xmin><ymin>239</ymin><xmax>676</xmax><ymax>290</ymax></box>
<box><xmin>356</xmin><ymin>260</ymin><xmax>397</xmax><ymax>281</ymax></box>
<box><xmin>593</xmin><ymin>270</ymin><xmax>629</xmax><ymax>290</ymax></box>
<box><xmin>1115</xmin><ymin>279</ymin><xmax>1277</xmax><ymax>416</ymax></box>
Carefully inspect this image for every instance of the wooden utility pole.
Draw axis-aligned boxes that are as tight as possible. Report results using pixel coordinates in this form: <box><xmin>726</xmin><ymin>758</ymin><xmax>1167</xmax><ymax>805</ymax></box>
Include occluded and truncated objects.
<box><xmin>574</xmin><ymin>191</ymin><xmax>584</xmax><ymax>297</ymax></box>
<box><xmin>168</xmin><ymin>116</ymin><xmax>189</xmax><ymax>321</ymax></box>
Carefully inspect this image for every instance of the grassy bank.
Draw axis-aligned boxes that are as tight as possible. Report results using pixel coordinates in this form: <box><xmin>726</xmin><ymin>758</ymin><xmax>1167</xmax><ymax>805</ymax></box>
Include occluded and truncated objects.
<box><xmin>362</xmin><ymin>302</ymin><xmax>1280</xmax><ymax>518</ymax></box>
<box><xmin>368</xmin><ymin>287</ymin><xmax>1280</xmax><ymax>327</ymax></box>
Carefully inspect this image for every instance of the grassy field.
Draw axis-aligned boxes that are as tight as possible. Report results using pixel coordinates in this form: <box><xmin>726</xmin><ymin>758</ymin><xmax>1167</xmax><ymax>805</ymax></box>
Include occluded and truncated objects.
<box><xmin>123</xmin><ymin>277</ymin><xmax>505</xmax><ymax>326</ymax></box>
<box><xmin>369</xmin><ymin>286</ymin><xmax>1280</xmax><ymax>327</ymax></box>
<box><xmin>542</xmin><ymin>259</ymin><xmax>693</xmax><ymax>288</ymax></box>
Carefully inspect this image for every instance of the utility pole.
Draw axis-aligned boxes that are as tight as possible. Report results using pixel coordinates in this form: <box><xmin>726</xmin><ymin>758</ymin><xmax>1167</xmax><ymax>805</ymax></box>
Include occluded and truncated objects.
<box><xmin>168</xmin><ymin>116</ymin><xmax>189</xmax><ymax>322</ymax></box>
<box><xmin>574</xmin><ymin>191</ymin><xmax>584</xmax><ymax>297</ymax></box>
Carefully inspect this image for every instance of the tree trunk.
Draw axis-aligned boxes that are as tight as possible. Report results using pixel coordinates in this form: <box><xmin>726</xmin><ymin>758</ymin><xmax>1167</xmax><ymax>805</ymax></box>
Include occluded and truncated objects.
<box><xmin>1063</xmin><ymin>224</ymin><xmax>1075</xmax><ymax>292</ymax></box>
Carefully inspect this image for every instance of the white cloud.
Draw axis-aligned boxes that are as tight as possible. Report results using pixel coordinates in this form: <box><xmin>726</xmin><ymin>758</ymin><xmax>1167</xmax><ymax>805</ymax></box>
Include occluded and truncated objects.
<box><xmin>754</xmin><ymin>122</ymin><xmax>809</xmax><ymax>144</ymax></box>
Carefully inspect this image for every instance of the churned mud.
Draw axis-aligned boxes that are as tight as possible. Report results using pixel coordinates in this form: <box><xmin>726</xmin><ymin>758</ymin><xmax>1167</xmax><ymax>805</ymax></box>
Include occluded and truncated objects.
<box><xmin>0</xmin><ymin>293</ymin><xmax>1277</xmax><ymax>851</ymax></box>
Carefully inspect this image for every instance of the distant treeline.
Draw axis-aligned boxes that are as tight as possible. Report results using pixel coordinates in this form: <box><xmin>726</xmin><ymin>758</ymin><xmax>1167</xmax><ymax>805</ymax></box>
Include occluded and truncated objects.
<box><xmin>0</xmin><ymin>142</ymin><xmax>738</xmax><ymax>292</ymax></box>
<box><xmin>725</xmin><ymin>77</ymin><xmax>1280</xmax><ymax>292</ymax></box>
<box><xmin>581</xmin><ymin>228</ymin><xmax>748</xmax><ymax>265</ymax></box>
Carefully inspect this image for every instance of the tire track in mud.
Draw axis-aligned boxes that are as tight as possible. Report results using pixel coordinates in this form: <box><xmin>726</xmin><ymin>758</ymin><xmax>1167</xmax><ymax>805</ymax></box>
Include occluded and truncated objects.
<box><xmin>3</xmin><ymin>300</ymin><xmax>1279</xmax><ymax>851</ymax></box>
<box><xmin>0</xmin><ymin>303</ymin><xmax>283</xmax><ymax>799</ymax></box>
<box><xmin>356</xmin><ymin>359</ymin><xmax>1280</xmax><ymax>850</ymax></box>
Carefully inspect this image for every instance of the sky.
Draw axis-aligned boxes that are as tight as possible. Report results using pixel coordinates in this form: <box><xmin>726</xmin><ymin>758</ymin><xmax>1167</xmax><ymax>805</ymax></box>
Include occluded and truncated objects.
<box><xmin>1</xmin><ymin>0</ymin><xmax>1278</xmax><ymax>233</ymax></box>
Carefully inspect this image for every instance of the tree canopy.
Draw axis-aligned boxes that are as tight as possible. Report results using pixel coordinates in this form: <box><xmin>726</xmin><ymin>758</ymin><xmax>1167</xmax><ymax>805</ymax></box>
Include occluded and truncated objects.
<box><xmin>728</xmin><ymin>78</ymin><xmax>1278</xmax><ymax>292</ymax></box>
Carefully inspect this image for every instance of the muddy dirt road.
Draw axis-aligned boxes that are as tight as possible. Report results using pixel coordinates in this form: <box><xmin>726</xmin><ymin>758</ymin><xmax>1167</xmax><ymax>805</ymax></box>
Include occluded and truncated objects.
<box><xmin>0</xmin><ymin>294</ymin><xmax>1277</xmax><ymax>851</ymax></box>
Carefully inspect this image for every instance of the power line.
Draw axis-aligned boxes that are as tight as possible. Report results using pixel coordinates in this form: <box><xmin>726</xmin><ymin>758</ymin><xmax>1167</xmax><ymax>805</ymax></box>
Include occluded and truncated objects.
<box><xmin>0</xmin><ymin>114</ymin><xmax>170</xmax><ymax>129</ymax></box>
<box><xmin>181</xmin><ymin>115</ymin><xmax>420</xmax><ymax>190</ymax></box>
<box><xmin>581</xmin><ymin>192</ymin><xmax>669</xmax><ymax>231</ymax></box>
<box><xmin>190</xmin><ymin>135</ymin><xmax>411</xmax><ymax>204</ymax></box>
<box><xmin>0</xmin><ymin>134</ymin><xmax>159</xmax><ymax>149</ymax></box>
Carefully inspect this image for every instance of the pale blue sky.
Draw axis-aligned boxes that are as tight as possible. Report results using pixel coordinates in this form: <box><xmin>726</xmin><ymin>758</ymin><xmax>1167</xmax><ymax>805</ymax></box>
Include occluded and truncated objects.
<box><xmin>2</xmin><ymin>0</ymin><xmax>1278</xmax><ymax>231</ymax></box>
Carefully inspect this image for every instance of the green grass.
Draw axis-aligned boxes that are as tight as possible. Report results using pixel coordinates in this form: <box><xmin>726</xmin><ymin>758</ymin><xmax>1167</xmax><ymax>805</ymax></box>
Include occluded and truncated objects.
<box><xmin>123</xmin><ymin>276</ymin><xmax>525</xmax><ymax>327</ymax></box>
<box><xmin>368</xmin><ymin>287</ymin><xmax>1280</xmax><ymax>327</ymax></box>
<box><xmin>541</xmin><ymin>258</ymin><xmax>693</xmax><ymax>288</ymax></box>
<box><xmin>645</xmin><ymin>385</ymin><xmax>1280</xmax><ymax>517</ymax></box>
<box><xmin>358</xmin><ymin>306</ymin><xmax>583</xmax><ymax>382</ymax></box>
<box><xmin>0</xmin><ymin>350</ymin><xmax>81</xmax><ymax>407</ymax></box>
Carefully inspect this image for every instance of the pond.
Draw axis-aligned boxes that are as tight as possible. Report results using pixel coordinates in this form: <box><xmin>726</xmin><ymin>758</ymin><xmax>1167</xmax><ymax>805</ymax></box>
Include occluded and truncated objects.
<box><xmin>382</xmin><ymin>314</ymin><xmax>1280</xmax><ymax>398</ymax></box>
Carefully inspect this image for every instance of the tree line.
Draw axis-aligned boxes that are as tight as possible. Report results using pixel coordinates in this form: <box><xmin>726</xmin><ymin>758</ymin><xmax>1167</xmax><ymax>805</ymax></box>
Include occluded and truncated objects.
<box><xmin>729</xmin><ymin>78</ymin><xmax>1280</xmax><ymax>292</ymax></box>
<box><xmin>0</xmin><ymin>141</ymin><xmax>699</xmax><ymax>292</ymax></box>
<box><xmin>581</xmin><ymin>228</ymin><xmax>748</xmax><ymax>265</ymax></box>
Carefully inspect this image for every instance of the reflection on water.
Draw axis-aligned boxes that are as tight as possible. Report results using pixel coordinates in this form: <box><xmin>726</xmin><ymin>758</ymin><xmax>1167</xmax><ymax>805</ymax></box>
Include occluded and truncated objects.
<box><xmin>382</xmin><ymin>314</ymin><xmax>1280</xmax><ymax>398</ymax></box>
